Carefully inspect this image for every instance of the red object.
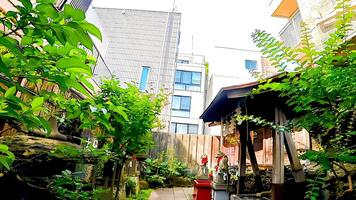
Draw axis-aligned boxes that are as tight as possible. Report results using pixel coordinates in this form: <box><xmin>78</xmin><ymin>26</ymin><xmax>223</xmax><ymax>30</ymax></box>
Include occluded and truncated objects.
<box><xmin>215</xmin><ymin>156</ymin><xmax>223</xmax><ymax>171</ymax></box>
<box><xmin>201</xmin><ymin>156</ymin><xmax>208</xmax><ymax>165</ymax></box>
<box><xmin>193</xmin><ymin>179</ymin><xmax>212</xmax><ymax>200</ymax></box>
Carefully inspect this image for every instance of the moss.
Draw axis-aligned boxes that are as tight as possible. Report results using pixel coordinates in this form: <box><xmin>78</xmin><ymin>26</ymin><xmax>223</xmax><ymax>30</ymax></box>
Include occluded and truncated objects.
<box><xmin>139</xmin><ymin>180</ymin><xmax>149</xmax><ymax>189</ymax></box>
<box><xmin>171</xmin><ymin>176</ymin><xmax>193</xmax><ymax>187</ymax></box>
<box><xmin>126</xmin><ymin>189</ymin><xmax>153</xmax><ymax>200</ymax></box>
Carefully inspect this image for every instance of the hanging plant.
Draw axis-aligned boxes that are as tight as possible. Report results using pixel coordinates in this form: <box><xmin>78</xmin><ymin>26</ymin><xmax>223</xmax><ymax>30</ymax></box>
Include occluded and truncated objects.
<box><xmin>223</xmin><ymin>133</ymin><xmax>239</xmax><ymax>147</ymax></box>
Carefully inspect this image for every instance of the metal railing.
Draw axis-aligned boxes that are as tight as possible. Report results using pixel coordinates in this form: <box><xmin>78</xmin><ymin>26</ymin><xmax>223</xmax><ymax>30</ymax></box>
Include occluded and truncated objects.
<box><xmin>68</xmin><ymin>0</ymin><xmax>93</xmax><ymax>13</ymax></box>
<box><xmin>55</xmin><ymin>0</ymin><xmax>92</xmax><ymax>12</ymax></box>
<box><xmin>85</xmin><ymin>45</ymin><xmax>113</xmax><ymax>85</ymax></box>
<box><xmin>279</xmin><ymin>11</ymin><xmax>302</xmax><ymax>47</ymax></box>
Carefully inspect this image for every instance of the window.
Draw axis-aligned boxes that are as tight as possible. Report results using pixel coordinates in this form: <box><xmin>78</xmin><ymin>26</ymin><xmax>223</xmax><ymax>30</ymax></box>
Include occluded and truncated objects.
<box><xmin>139</xmin><ymin>66</ymin><xmax>150</xmax><ymax>91</ymax></box>
<box><xmin>170</xmin><ymin>123</ymin><xmax>198</xmax><ymax>134</ymax></box>
<box><xmin>245</xmin><ymin>60</ymin><xmax>257</xmax><ymax>71</ymax></box>
<box><xmin>172</xmin><ymin>95</ymin><xmax>191</xmax><ymax>117</ymax></box>
<box><xmin>177</xmin><ymin>59</ymin><xmax>189</xmax><ymax>64</ymax></box>
<box><xmin>174</xmin><ymin>70</ymin><xmax>201</xmax><ymax>91</ymax></box>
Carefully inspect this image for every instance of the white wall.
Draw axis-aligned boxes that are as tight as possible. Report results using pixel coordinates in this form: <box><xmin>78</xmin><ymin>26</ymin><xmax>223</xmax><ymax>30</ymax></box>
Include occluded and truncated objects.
<box><xmin>206</xmin><ymin>47</ymin><xmax>262</xmax><ymax>106</ymax></box>
<box><xmin>204</xmin><ymin>47</ymin><xmax>263</xmax><ymax>135</ymax></box>
<box><xmin>85</xmin><ymin>5</ymin><xmax>109</xmax><ymax>57</ymax></box>
<box><xmin>209</xmin><ymin>47</ymin><xmax>262</xmax><ymax>78</ymax></box>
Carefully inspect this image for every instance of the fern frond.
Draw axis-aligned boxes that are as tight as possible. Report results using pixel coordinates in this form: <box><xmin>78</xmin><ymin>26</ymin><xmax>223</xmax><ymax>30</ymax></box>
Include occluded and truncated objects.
<box><xmin>323</xmin><ymin>0</ymin><xmax>355</xmax><ymax>54</ymax></box>
<box><xmin>296</xmin><ymin>22</ymin><xmax>318</xmax><ymax>67</ymax></box>
<box><xmin>251</xmin><ymin>29</ymin><xmax>301</xmax><ymax>71</ymax></box>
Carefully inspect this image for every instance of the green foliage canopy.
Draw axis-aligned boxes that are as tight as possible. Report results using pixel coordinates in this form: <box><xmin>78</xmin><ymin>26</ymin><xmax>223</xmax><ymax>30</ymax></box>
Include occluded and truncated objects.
<box><xmin>0</xmin><ymin>0</ymin><xmax>101</xmax><ymax>133</ymax></box>
<box><xmin>250</xmin><ymin>0</ymin><xmax>355</xmax><ymax>198</ymax></box>
<box><xmin>59</xmin><ymin>79</ymin><xmax>166</xmax><ymax>161</ymax></box>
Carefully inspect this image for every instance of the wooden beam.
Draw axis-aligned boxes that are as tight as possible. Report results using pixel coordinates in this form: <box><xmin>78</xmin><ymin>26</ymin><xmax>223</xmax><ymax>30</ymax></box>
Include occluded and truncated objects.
<box><xmin>272</xmin><ymin>106</ymin><xmax>284</xmax><ymax>200</ymax></box>
<box><xmin>284</xmin><ymin>132</ymin><xmax>305</xmax><ymax>182</ymax></box>
<box><xmin>237</xmin><ymin>127</ymin><xmax>247</xmax><ymax>194</ymax></box>
<box><xmin>220</xmin><ymin>118</ymin><xmax>223</xmax><ymax>150</ymax></box>
<box><xmin>280</xmin><ymin>111</ymin><xmax>306</xmax><ymax>199</ymax></box>
<box><xmin>246</xmin><ymin>132</ymin><xmax>263</xmax><ymax>192</ymax></box>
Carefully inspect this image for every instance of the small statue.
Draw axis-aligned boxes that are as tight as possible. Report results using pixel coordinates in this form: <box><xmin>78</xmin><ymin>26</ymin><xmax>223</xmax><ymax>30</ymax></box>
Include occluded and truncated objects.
<box><xmin>219</xmin><ymin>155</ymin><xmax>229</xmax><ymax>173</ymax></box>
<box><xmin>214</xmin><ymin>151</ymin><xmax>224</xmax><ymax>172</ymax></box>
<box><xmin>200</xmin><ymin>154</ymin><xmax>208</xmax><ymax>176</ymax></box>
<box><xmin>214</xmin><ymin>151</ymin><xmax>229</xmax><ymax>184</ymax></box>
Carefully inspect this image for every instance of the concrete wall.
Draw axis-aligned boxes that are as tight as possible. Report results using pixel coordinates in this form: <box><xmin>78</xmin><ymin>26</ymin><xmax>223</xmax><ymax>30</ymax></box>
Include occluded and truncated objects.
<box><xmin>93</xmin><ymin>8</ymin><xmax>181</xmax><ymax>131</ymax></box>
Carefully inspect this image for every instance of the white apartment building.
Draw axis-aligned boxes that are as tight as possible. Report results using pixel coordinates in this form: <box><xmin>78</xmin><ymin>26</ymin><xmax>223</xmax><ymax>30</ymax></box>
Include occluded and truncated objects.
<box><xmin>204</xmin><ymin>47</ymin><xmax>272</xmax><ymax>135</ymax></box>
<box><xmin>169</xmin><ymin>53</ymin><xmax>206</xmax><ymax>135</ymax></box>
<box><xmin>269</xmin><ymin>0</ymin><xmax>356</xmax><ymax>49</ymax></box>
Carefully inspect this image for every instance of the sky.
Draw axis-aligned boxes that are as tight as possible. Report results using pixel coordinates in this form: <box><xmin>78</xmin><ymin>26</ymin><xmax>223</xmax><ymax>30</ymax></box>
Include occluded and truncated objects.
<box><xmin>92</xmin><ymin>0</ymin><xmax>287</xmax><ymax>63</ymax></box>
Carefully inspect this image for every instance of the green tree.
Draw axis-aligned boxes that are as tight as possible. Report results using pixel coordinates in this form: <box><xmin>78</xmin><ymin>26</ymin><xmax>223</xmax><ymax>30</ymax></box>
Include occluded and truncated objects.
<box><xmin>59</xmin><ymin>79</ymin><xmax>165</xmax><ymax>158</ymax></box>
<box><xmin>59</xmin><ymin>79</ymin><xmax>166</xmax><ymax>198</ymax></box>
<box><xmin>0</xmin><ymin>0</ymin><xmax>101</xmax><ymax>170</ymax></box>
<box><xmin>250</xmin><ymin>0</ymin><xmax>355</xmax><ymax>198</ymax></box>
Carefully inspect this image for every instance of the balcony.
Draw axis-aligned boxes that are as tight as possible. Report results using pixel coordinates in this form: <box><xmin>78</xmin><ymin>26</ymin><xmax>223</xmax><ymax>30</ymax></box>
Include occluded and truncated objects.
<box><xmin>316</xmin><ymin>1</ymin><xmax>356</xmax><ymax>42</ymax></box>
<box><xmin>279</xmin><ymin>11</ymin><xmax>302</xmax><ymax>48</ymax></box>
<box><xmin>269</xmin><ymin>0</ymin><xmax>299</xmax><ymax>18</ymax></box>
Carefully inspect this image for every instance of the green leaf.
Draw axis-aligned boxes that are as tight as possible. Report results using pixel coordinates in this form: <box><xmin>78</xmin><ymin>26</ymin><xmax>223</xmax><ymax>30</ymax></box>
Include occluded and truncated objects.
<box><xmin>0</xmin><ymin>156</ymin><xmax>10</xmax><ymax>170</ymax></box>
<box><xmin>43</xmin><ymin>30</ymin><xmax>55</xmax><ymax>45</ymax></box>
<box><xmin>31</xmin><ymin>97</ymin><xmax>44</xmax><ymax>109</ymax></box>
<box><xmin>114</xmin><ymin>106</ymin><xmax>128</xmax><ymax>121</ymax></box>
<box><xmin>56</xmin><ymin>58</ymin><xmax>92</xmax><ymax>76</ymax></box>
<box><xmin>19</xmin><ymin>0</ymin><xmax>33</xmax><ymax>9</ymax></box>
<box><xmin>62</xmin><ymin>26</ymin><xmax>80</xmax><ymax>47</ymax></box>
<box><xmin>66</xmin><ymin>67</ymin><xmax>92</xmax><ymax>74</ymax></box>
<box><xmin>0</xmin><ymin>57</ymin><xmax>10</xmax><ymax>77</ymax></box>
<box><xmin>5</xmin><ymin>11</ymin><xmax>17</xmax><ymax>18</ymax></box>
<box><xmin>63</xmin><ymin>5</ymin><xmax>85</xmax><ymax>21</ymax></box>
<box><xmin>67</xmin><ymin>23</ymin><xmax>93</xmax><ymax>50</ymax></box>
<box><xmin>36</xmin><ymin>4</ymin><xmax>59</xmax><ymax>19</ymax></box>
<box><xmin>0</xmin><ymin>144</ymin><xmax>9</xmax><ymax>152</ymax></box>
<box><xmin>21</xmin><ymin>35</ymin><xmax>33</xmax><ymax>45</ymax></box>
<box><xmin>39</xmin><ymin>117</ymin><xmax>52</xmax><ymax>135</ymax></box>
<box><xmin>80</xmin><ymin>77</ymin><xmax>95</xmax><ymax>91</ymax></box>
<box><xmin>5</xmin><ymin>86</ymin><xmax>16</xmax><ymax>98</ymax></box>
<box><xmin>0</xmin><ymin>37</ymin><xmax>24</xmax><ymax>60</ymax></box>
<box><xmin>37</xmin><ymin>0</ymin><xmax>55</xmax><ymax>3</ymax></box>
<box><xmin>65</xmin><ymin>78</ymin><xmax>92</xmax><ymax>98</ymax></box>
<box><xmin>4</xmin><ymin>21</ymin><xmax>12</xmax><ymax>29</ymax></box>
<box><xmin>80</xmin><ymin>21</ymin><xmax>103</xmax><ymax>41</ymax></box>
<box><xmin>52</xmin><ymin>27</ymin><xmax>67</xmax><ymax>45</ymax></box>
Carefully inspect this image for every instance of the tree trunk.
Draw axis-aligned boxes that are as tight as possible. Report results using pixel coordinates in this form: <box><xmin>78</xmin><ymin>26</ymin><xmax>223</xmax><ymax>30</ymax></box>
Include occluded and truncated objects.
<box><xmin>115</xmin><ymin>160</ymin><xmax>125</xmax><ymax>200</ymax></box>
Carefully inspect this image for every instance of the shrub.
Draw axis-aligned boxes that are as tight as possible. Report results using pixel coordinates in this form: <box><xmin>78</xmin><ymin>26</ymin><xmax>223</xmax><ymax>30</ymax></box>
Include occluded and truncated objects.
<box><xmin>139</xmin><ymin>180</ymin><xmax>149</xmax><ymax>190</ymax></box>
<box><xmin>143</xmin><ymin>153</ymin><xmax>192</xmax><ymax>187</ymax></box>
<box><xmin>126</xmin><ymin>177</ymin><xmax>138</xmax><ymax>196</ymax></box>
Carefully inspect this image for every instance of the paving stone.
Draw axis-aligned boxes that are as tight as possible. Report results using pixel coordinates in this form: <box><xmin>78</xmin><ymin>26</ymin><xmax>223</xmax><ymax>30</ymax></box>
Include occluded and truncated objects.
<box><xmin>149</xmin><ymin>187</ymin><xmax>193</xmax><ymax>200</ymax></box>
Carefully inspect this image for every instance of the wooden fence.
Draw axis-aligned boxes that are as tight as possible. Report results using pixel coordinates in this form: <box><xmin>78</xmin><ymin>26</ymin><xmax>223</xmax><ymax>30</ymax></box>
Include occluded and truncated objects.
<box><xmin>150</xmin><ymin>132</ymin><xmax>220</xmax><ymax>168</ymax></box>
<box><xmin>151</xmin><ymin>128</ymin><xmax>310</xmax><ymax>169</ymax></box>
